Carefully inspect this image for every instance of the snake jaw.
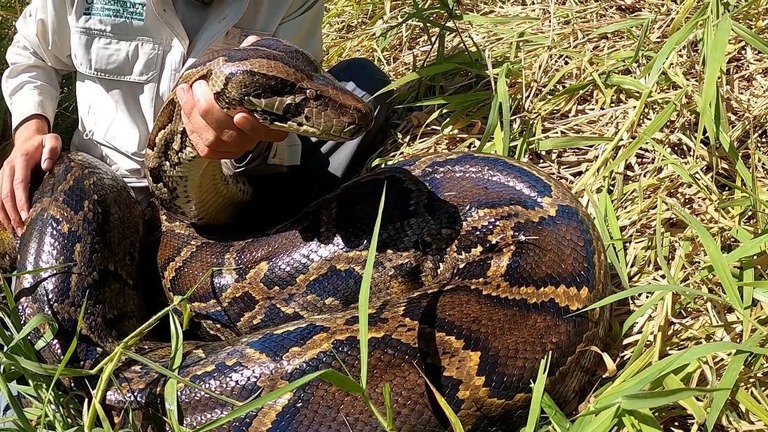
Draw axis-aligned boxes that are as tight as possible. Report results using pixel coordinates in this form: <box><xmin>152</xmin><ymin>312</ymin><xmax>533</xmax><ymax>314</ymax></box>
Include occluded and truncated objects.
<box><xmin>243</xmin><ymin>95</ymin><xmax>374</xmax><ymax>142</ymax></box>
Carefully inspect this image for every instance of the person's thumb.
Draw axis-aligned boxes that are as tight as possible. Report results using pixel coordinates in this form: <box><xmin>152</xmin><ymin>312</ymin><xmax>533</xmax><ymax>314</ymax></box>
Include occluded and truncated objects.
<box><xmin>40</xmin><ymin>134</ymin><xmax>62</xmax><ymax>172</ymax></box>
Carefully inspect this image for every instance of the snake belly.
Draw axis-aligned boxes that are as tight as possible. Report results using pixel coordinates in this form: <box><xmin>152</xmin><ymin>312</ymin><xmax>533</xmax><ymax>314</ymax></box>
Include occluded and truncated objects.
<box><xmin>13</xmin><ymin>37</ymin><xmax>610</xmax><ymax>431</ymax></box>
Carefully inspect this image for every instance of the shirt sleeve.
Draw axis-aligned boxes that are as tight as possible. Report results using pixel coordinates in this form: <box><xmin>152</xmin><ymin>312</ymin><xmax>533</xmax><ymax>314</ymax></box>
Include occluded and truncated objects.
<box><xmin>1</xmin><ymin>0</ymin><xmax>75</xmax><ymax>132</ymax></box>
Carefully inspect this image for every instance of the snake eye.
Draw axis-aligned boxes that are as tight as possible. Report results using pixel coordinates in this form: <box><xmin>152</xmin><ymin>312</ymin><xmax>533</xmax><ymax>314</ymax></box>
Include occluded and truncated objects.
<box><xmin>306</xmin><ymin>89</ymin><xmax>317</xmax><ymax>99</ymax></box>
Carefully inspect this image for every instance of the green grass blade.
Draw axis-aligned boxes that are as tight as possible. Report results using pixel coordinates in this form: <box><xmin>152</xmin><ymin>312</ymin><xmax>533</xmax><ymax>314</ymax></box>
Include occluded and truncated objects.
<box><xmin>733</xmin><ymin>21</ymin><xmax>768</xmax><ymax>54</ymax></box>
<box><xmin>492</xmin><ymin>64</ymin><xmax>511</xmax><ymax>157</ymax></box>
<box><xmin>631</xmin><ymin>17</ymin><xmax>651</xmax><ymax>63</ymax></box>
<box><xmin>620</xmin><ymin>409</ymin><xmax>663</xmax><ymax>432</ymax></box>
<box><xmin>662</xmin><ymin>374</ymin><xmax>706</xmax><ymax>422</ymax></box>
<box><xmin>414</xmin><ymin>363</ymin><xmax>464</xmax><ymax>431</ymax></box>
<box><xmin>605</xmin><ymin>74</ymin><xmax>648</xmax><ymax>93</ymax></box>
<box><xmin>383</xmin><ymin>383</ymin><xmax>394</xmax><ymax>430</ymax></box>
<box><xmin>122</xmin><ymin>351</ymin><xmax>243</xmax><ymax>408</ymax></box>
<box><xmin>640</xmin><ymin>9</ymin><xmax>705</xmax><ymax>86</ymax></box>
<box><xmin>359</xmin><ymin>183</ymin><xmax>386</xmax><ymax>389</ymax></box>
<box><xmin>539</xmin><ymin>392</ymin><xmax>571</xmax><ymax>432</ymax></box>
<box><xmin>94</xmin><ymin>402</ymin><xmax>115</xmax><ymax>432</ymax></box>
<box><xmin>599</xmin><ymin>189</ymin><xmax>629</xmax><ymax>288</ymax></box>
<box><xmin>398</xmin><ymin>92</ymin><xmax>489</xmax><ymax>107</ymax></box>
<box><xmin>753</xmin><ymin>285</ymin><xmax>768</xmax><ymax>303</ymax></box>
<box><xmin>0</xmin><ymin>372</ymin><xmax>33</xmax><ymax>431</ymax></box>
<box><xmin>595</xmin><ymin>342</ymin><xmax>768</xmax><ymax>410</ymax></box>
<box><xmin>604</xmin><ymin>90</ymin><xmax>685</xmax><ymax>175</ymax></box>
<box><xmin>590</xmin><ymin>17</ymin><xmax>649</xmax><ymax>36</ymax></box>
<box><xmin>40</xmin><ymin>291</ymin><xmax>91</xmax><ymax>428</ymax></box>
<box><xmin>620</xmin><ymin>387</ymin><xmax>725</xmax><ymax>411</ymax></box>
<box><xmin>698</xmin><ymin>13</ymin><xmax>731</xmax><ymax>147</ymax></box>
<box><xmin>478</xmin><ymin>65</ymin><xmax>503</xmax><ymax>153</ymax></box>
<box><xmin>574</xmin><ymin>284</ymin><xmax>722</xmax><ymax>315</ymax></box>
<box><xmin>669</xmin><ymin>0</ymin><xmax>699</xmax><ymax>33</ymax></box>
<box><xmin>537</xmin><ymin>136</ymin><xmax>611</xmax><ymax>151</ymax></box>
<box><xmin>666</xmin><ymin>200</ymin><xmax>742</xmax><ymax>311</ymax></box>
<box><xmin>0</xmin><ymin>351</ymin><xmax>91</xmax><ymax>377</ymax></box>
<box><xmin>704</xmin><ymin>332</ymin><xmax>763</xmax><ymax>431</ymax></box>
<box><xmin>620</xmin><ymin>292</ymin><xmax>666</xmax><ymax>337</ymax></box>
<box><xmin>655</xmin><ymin>196</ymin><xmax>675</xmax><ymax>284</ymax></box>
<box><xmin>522</xmin><ymin>352</ymin><xmax>551</xmax><ymax>432</ymax></box>
<box><xmin>9</xmin><ymin>313</ymin><xmax>56</xmax><ymax>350</ymax></box>
<box><xmin>374</xmin><ymin>63</ymin><xmax>459</xmax><ymax>97</ymax></box>
<box><xmin>722</xmin><ymin>232</ymin><xmax>768</xmax><ymax>264</ymax></box>
<box><xmin>735</xmin><ymin>388</ymin><xmax>768</xmax><ymax>424</ymax></box>
<box><xmin>571</xmin><ymin>404</ymin><xmax>620</xmax><ymax>432</ymax></box>
<box><xmin>164</xmin><ymin>310</ymin><xmax>185</xmax><ymax>432</ymax></box>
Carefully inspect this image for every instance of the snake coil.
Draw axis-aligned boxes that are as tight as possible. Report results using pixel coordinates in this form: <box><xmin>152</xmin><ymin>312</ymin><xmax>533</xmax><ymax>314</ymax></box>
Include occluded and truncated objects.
<box><xmin>13</xmin><ymin>37</ymin><xmax>610</xmax><ymax>431</ymax></box>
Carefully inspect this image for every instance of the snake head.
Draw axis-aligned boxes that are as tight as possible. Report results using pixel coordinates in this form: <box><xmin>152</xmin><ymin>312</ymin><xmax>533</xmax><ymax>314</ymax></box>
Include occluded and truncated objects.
<box><xmin>210</xmin><ymin>43</ymin><xmax>376</xmax><ymax>142</ymax></box>
<box><xmin>290</xmin><ymin>73</ymin><xmax>376</xmax><ymax>141</ymax></box>
<box><xmin>237</xmin><ymin>71</ymin><xmax>375</xmax><ymax>142</ymax></box>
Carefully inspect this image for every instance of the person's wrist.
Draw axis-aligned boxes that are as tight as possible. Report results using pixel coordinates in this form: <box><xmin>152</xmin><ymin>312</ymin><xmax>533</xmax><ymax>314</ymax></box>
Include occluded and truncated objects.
<box><xmin>14</xmin><ymin>115</ymin><xmax>50</xmax><ymax>145</ymax></box>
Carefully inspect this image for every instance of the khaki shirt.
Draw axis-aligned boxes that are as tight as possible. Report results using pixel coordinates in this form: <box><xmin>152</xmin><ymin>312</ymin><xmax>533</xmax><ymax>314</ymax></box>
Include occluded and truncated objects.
<box><xmin>1</xmin><ymin>0</ymin><xmax>323</xmax><ymax>188</ymax></box>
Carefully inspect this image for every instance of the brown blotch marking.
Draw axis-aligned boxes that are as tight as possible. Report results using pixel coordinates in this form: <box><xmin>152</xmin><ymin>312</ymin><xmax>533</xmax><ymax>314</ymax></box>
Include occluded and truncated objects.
<box><xmin>162</xmin><ymin>238</ymin><xmax>202</xmax><ymax>297</ymax></box>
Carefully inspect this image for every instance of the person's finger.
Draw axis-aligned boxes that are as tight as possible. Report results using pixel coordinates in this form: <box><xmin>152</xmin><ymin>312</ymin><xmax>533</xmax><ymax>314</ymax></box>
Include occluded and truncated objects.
<box><xmin>191</xmin><ymin>80</ymin><xmax>238</xmax><ymax>134</ymax></box>
<box><xmin>41</xmin><ymin>134</ymin><xmax>62</xmax><ymax>172</ymax></box>
<box><xmin>176</xmin><ymin>83</ymin><xmax>197</xmax><ymax>123</ymax></box>
<box><xmin>0</xmin><ymin>171</ymin><xmax>12</xmax><ymax>233</ymax></box>
<box><xmin>1</xmin><ymin>163</ymin><xmax>21</xmax><ymax>234</ymax></box>
<box><xmin>178</xmin><ymin>84</ymin><xmax>216</xmax><ymax>147</ymax></box>
<box><xmin>179</xmin><ymin>107</ymin><xmax>242</xmax><ymax>159</ymax></box>
<box><xmin>240</xmin><ymin>35</ymin><xmax>262</xmax><ymax>47</ymax></box>
<box><xmin>178</xmin><ymin>83</ymin><xmax>225</xmax><ymax>149</ymax></box>
<box><xmin>13</xmin><ymin>157</ymin><xmax>32</xmax><ymax>223</ymax></box>
<box><xmin>233</xmin><ymin>113</ymin><xmax>288</xmax><ymax>143</ymax></box>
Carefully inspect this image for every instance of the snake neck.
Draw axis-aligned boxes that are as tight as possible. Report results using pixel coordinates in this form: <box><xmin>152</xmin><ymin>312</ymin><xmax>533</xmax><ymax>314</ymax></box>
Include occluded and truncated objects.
<box><xmin>145</xmin><ymin>91</ymin><xmax>253</xmax><ymax>226</ymax></box>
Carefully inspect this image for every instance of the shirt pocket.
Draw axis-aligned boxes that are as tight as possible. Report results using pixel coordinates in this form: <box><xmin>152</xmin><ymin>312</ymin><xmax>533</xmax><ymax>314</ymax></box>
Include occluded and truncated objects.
<box><xmin>70</xmin><ymin>27</ymin><xmax>162</xmax><ymax>82</ymax></box>
<box><xmin>69</xmin><ymin>27</ymin><xmax>162</xmax><ymax>177</ymax></box>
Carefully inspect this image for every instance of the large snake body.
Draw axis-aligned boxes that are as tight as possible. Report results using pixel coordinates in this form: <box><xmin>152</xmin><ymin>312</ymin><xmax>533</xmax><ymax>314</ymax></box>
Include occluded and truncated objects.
<box><xmin>13</xmin><ymin>38</ymin><xmax>610</xmax><ymax>431</ymax></box>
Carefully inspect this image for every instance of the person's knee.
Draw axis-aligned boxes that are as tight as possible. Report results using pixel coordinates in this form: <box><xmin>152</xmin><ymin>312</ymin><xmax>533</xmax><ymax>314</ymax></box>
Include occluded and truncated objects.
<box><xmin>327</xmin><ymin>57</ymin><xmax>393</xmax><ymax>108</ymax></box>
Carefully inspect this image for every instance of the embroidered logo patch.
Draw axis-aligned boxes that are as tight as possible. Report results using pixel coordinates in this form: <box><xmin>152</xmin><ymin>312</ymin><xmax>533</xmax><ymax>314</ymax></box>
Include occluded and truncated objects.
<box><xmin>84</xmin><ymin>0</ymin><xmax>146</xmax><ymax>22</ymax></box>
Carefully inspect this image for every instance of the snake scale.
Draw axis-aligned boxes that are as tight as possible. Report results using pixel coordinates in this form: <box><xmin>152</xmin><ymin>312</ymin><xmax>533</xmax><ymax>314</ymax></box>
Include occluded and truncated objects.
<box><xmin>11</xmin><ymin>37</ymin><xmax>610</xmax><ymax>431</ymax></box>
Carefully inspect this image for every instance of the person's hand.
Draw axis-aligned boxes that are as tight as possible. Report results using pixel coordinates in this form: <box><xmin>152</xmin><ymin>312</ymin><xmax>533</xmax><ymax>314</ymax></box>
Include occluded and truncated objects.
<box><xmin>176</xmin><ymin>36</ymin><xmax>288</xmax><ymax>160</ymax></box>
<box><xmin>0</xmin><ymin>114</ymin><xmax>62</xmax><ymax>235</ymax></box>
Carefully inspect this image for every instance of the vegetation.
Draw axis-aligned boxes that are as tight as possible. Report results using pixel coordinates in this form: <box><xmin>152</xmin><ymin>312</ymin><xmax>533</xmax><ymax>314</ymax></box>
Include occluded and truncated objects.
<box><xmin>1</xmin><ymin>0</ymin><xmax>767</xmax><ymax>430</ymax></box>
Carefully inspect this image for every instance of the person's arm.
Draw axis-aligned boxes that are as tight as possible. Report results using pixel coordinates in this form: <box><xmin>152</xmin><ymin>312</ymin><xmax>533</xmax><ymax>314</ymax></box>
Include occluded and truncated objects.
<box><xmin>0</xmin><ymin>0</ymin><xmax>73</xmax><ymax>235</ymax></box>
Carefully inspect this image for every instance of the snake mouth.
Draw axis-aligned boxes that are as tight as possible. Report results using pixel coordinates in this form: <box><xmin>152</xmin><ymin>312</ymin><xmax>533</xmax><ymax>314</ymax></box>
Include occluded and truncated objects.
<box><xmin>246</xmin><ymin>104</ymin><xmax>372</xmax><ymax>142</ymax></box>
<box><xmin>273</xmin><ymin>120</ymin><xmax>366</xmax><ymax>142</ymax></box>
